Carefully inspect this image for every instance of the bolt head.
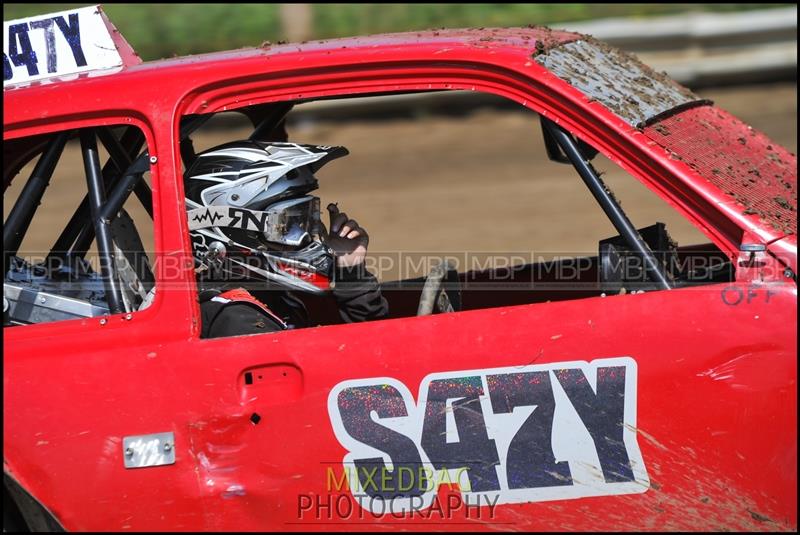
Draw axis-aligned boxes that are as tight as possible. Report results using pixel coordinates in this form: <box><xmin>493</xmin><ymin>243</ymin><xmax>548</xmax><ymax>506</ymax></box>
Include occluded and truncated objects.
<box><xmin>125</xmin><ymin>313</ymin><xmax>133</xmax><ymax>320</ymax></box>
<box><xmin>125</xmin><ymin>447</ymin><xmax>134</xmax><ymax>456</ymax></box>
<box><xmin>163</xmin><ymin>443</ymin><xmax>172</xmax><ymax>452</ymax></box>
<box><xmin>149</xmin><ymin>155</ymin><xmax>158</xmax><ymax>164</ymax></box>
<box><xmin>100</xmin><ymin>318</ymin><xmax>107</xmax><ymax>325</ymax></box>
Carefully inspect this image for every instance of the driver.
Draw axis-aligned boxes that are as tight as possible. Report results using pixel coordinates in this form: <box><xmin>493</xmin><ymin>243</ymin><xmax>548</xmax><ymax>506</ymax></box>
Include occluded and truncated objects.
<box><xmin>184</xmin><ymin>140</ymin><xmax>388</xmax><ymax>338</ymax></box>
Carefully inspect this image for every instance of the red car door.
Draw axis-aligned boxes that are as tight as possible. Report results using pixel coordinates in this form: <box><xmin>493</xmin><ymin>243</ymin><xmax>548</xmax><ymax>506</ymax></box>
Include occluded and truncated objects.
<box><xmin>153</xmin><ymin>60</ymin><xmax>795</xmax><ymax>528</ymax></box>
<box><xmin>163</xmin><ymin>270</ymin><xmax>794</xmax><ymax>532</ymax></box>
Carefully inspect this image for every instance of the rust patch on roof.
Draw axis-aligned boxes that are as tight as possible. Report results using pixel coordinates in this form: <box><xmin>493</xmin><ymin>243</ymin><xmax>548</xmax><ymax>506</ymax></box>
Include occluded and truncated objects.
<box><xmin>645</xmin><ymin>105</ymin><xmax>797</xmax><ymax>236</ymax></box>
<box><xmin>535</xmin><ymin>37</ymin><xmax>705</xmax><ymax>127</ymax></box>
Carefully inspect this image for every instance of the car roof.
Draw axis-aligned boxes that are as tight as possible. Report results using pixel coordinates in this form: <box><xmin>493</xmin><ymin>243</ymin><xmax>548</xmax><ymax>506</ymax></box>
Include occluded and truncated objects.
<box><xmin>3</xmin><ymin>27</ymin><xmax>579</xmax><ymax>99</ymax></box>
<box><xmin>4</xmin><ymin>26</ymin><xmax>796</xmax><ymax>256</ymax></box>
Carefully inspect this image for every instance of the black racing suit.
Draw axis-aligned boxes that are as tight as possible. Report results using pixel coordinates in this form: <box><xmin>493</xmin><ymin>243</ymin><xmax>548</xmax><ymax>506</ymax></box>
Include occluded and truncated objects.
<box><xmin>200</xmin><ymin>264</ymin><xmax>388</xmax><ymax>338</ymax></box>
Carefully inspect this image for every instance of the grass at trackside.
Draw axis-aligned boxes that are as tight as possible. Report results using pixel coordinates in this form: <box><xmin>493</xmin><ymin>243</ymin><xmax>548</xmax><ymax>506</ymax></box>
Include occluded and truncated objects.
<box><xmin>3</xmin><ymin>3</ymin><xmax>791</xmax><ymax>61</ymax></box>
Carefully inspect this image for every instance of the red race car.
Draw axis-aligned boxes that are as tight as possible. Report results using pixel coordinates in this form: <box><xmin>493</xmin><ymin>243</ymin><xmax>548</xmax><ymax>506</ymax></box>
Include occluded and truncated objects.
<box><xmin>4</xmin><ymin>5</ymin><xmax>796</xmax><ymax>532</ymax></box>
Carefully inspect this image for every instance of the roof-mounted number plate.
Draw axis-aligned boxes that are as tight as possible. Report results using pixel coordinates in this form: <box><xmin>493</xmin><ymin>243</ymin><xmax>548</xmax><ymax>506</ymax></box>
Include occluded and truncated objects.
<box><xmin>3</xmin><ymin>5</ymin><xmax>125</xmax><ymax>88</ymax></box>
<box><xmin>123</xmin><ymin>432</ymin><xmax>176</xmax><ymax>469</ymax></box>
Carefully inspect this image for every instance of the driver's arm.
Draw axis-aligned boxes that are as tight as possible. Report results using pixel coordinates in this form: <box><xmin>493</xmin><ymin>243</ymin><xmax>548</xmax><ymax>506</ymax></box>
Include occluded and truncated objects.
<box><xmin>332</xmin><ymin>264</ymin><xmax>388</xmax><ymax>323</ymax></box>
<box><xmin>326</xmin><ymin>204</ymin><xmax>388</xmax><ymax>323</ymax></box>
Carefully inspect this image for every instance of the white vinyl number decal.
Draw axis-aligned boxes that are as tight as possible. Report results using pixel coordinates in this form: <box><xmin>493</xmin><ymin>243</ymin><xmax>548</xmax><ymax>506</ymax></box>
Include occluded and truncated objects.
<box><xmin>328</xmin><ymin>357</ymin><xmax>649</xmax><ymax>514</ymax></box>
<box><xmin>4</xmin><ymin>5</ymin><xmax>123</xmax><ymax>87</ymax></box>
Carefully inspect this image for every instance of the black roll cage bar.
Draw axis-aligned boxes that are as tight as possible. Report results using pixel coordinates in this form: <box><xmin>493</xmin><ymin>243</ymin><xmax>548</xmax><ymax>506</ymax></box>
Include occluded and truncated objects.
<box><xmin>540</xmin><ymin>116</ymin><xmax>673</xmax><ymax>290</ymax></box>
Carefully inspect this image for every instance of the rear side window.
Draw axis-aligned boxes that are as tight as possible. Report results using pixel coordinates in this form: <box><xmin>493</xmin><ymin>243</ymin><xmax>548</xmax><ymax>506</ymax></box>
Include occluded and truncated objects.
<box><xmin>4</xmin><ymin>124</ymin><xmax>155</xmax><ymax>327</ymax></box>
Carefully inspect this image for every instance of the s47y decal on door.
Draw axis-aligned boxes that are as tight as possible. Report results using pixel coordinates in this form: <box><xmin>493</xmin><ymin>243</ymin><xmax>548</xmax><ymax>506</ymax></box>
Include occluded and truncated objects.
<box><xmin>328</xmin><ymin>357</ymin><xmax>648</xmax><ymax>514</ymax></box>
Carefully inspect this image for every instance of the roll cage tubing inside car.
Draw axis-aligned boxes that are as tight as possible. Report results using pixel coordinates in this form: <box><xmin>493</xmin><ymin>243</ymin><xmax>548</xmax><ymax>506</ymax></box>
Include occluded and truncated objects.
<box><xmin>3</xmin><ymin>115</ymin><xmax>214</xmax><ymax>313</ymax></box>
<box><xmin>3</xmin><ymin>106</ymin><xmax>672</xmax><ymax>304</ymax></box>
<box><xmin>540</xmin><ymin>117</ymin><xmax>672</xmax><ymax>290</ymax></box>
<box><xmin>5</xmin><ymin>127</ymin><xmax>155</xmax><ymax>313</ymax></box>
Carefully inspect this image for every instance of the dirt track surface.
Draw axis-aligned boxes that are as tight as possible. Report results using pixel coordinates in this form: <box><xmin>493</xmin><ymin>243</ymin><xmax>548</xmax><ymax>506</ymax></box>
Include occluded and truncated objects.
<box><xmin>5</xmin><ymin>82</ymin><xmax>797</xmax><ymax>281</ymax></box>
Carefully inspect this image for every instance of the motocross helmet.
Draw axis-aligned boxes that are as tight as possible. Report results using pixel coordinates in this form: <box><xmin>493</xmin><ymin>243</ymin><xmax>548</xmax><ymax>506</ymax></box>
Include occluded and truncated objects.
<box><xmin>184</xmin><ymin>141</ymin><xmax>348</xmax><ymax>293</ymax></box>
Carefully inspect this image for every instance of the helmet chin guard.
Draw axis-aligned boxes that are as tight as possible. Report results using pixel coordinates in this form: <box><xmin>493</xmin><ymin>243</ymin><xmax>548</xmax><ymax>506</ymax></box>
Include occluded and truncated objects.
<box><xmin>184</xmin><ymin>141</ymin><xmax>347</xmax><ymax>293</ymax></box>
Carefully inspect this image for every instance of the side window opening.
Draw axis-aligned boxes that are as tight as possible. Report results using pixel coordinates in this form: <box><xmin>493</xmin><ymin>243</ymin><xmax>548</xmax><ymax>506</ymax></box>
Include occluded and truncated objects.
<box><xmin>179</xmin><ymin>91</ymin><xmax>734</xmax><ymax>337</ymax></box>
<box><xmin>3</xmin><ymin>124</ymin><xmax>155</xmax><ymax>327</ymax></box>
<box><xmin>538</xmin><ymin>116</ymin><xmax>733</xmax><ymax>295</ymax></box>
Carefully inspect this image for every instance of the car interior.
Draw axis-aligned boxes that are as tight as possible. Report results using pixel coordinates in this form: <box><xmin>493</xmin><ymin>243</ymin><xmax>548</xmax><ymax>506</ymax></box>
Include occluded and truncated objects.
<box><xmin>2</xmin><ymin>93</ymin><xmax>735</xmax><ymax>329</ymax></box>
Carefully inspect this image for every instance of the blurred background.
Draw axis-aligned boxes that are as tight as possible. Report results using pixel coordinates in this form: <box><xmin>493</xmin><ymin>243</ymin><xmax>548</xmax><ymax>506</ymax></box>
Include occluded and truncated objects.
<box><xmin>4</xmin><ymin>4</ymin><xmax>797</xmax><ymax>282</ymax></box>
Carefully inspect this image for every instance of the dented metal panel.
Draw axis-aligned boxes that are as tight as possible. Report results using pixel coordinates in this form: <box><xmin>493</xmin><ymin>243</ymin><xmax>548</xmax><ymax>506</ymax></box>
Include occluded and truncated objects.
<box><xmin>536</xmin><ymin>39</ymin><xmax>704</xmax><ymax>127</ymax></box>
<box><xmin>644</xmin><ymin>105</ymin><xmax>797</xmax><ymax>237</ymax></box>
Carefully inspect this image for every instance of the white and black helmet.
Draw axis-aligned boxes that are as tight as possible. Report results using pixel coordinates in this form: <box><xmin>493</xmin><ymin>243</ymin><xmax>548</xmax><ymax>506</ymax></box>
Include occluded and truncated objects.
<box><xmin>184</xmin><ymin>141</ymin><xmax>348</xmax><ymax>293</ymax></box>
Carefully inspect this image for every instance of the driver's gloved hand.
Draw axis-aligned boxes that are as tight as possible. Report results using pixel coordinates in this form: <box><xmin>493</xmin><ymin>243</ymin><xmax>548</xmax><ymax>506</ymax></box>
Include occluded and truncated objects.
<box><xmin>325</xmin><ymin>203</ymin><xmax>369</xmax><ymax>268</ymax></box>
<box><xmin>323</xmin><ymin>203</ymin><xmax>388</xmax><ymax>323</ymax></box>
